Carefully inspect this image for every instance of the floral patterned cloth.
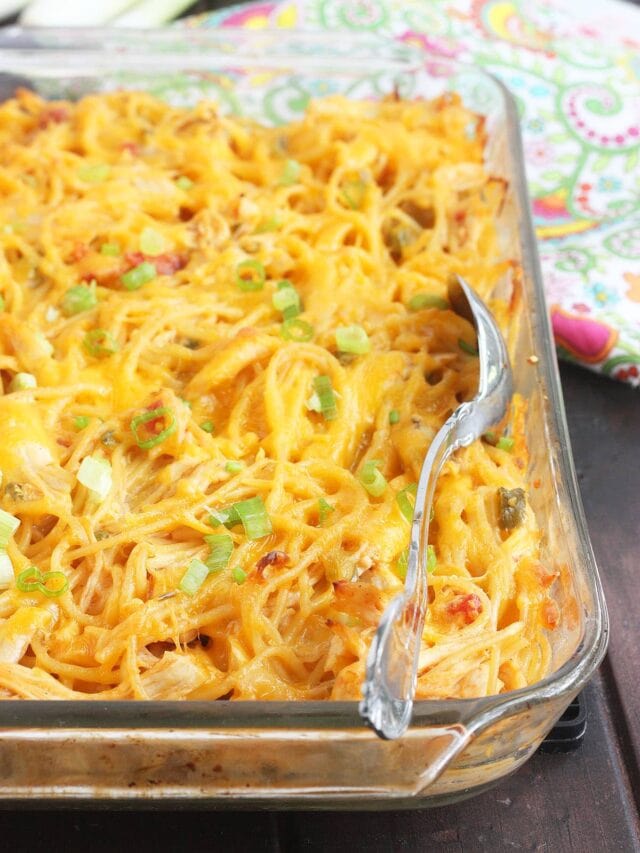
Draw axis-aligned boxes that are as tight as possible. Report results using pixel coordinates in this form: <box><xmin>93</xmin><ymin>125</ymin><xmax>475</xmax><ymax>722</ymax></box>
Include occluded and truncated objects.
<box><xmin>188</xmin><ymin>0</ymin><xmax>640</xmax><ymax>385</ymax></box>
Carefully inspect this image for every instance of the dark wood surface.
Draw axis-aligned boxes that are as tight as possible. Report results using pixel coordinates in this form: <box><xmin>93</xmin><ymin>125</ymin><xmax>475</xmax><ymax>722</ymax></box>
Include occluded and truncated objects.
<box><xmin>1</xmin><ymin>1</ymin><xmax>640</xmax><ymax>848</ymax></box>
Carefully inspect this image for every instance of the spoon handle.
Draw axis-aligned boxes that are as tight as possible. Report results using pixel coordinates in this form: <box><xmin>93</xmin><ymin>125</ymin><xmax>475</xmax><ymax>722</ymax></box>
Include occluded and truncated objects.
<box><xmin>359</xmin><ymin>402</ymin><xmax>476</xmax><ymax>740</ymax></box>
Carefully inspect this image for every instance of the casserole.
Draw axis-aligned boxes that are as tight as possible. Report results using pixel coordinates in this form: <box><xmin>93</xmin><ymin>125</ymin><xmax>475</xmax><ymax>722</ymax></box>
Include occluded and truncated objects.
<box><xmin>0</xmin><ymin>27</ymin><xmax>607</xmax><ymax>807</ymax></box>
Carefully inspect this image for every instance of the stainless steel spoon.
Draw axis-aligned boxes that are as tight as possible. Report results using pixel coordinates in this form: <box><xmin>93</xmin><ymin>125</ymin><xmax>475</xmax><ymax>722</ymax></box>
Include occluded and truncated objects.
<box><xmin>359</xmin><ymin>274</ymin><xmax>513</xmax><ymax>740</ymax></box>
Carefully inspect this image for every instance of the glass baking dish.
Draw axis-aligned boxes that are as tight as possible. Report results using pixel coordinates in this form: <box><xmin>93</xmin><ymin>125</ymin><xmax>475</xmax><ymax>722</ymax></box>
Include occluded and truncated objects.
<box><xmin>0</xmin><ymin>27</ymin><xmax>608</xmax><ymax>808</ymax></box>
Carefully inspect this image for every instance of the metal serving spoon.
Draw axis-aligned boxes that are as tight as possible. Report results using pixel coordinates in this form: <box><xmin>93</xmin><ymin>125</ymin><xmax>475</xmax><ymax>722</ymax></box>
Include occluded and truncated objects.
<box><xmin>359</xmin><ymin>275</ymin><xmax>513</xmax><ymax>740</ymax></box>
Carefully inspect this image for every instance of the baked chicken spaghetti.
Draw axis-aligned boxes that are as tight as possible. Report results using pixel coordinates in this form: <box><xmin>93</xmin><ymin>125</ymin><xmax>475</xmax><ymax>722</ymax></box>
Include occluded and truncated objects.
<box><xmin>0</xmin><ymin>90</ymin><xmax>560</xmax><ymax>701</ymax></box>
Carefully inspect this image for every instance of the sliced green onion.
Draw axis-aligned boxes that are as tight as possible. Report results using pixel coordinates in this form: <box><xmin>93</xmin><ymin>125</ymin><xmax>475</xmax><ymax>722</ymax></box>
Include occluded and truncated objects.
<box><xmin>121</xmin><ymin>261</ymin><xmax>156</xmax><ymax>291</ymax></box>
<box><xmin>458</xmin><ymin>338</ymin><xmax>478</xmax><ymax>357</ymax></box>
<box><xmin>396</xmin><ymin>547</ymin><xmax>409</xmax><ymax>580</ymax></box>
<box><xmin>100</xmin><ymin>242</ymin><xmax>120</xmax><ymax>257</ymax></box>
<box><xmin>396</xmin><ymin>483</ymin><xmax>417</xmax><ymax>524</ymax></box>
<box><xmin>139</xmin><ymin>226</ymin><xmax>165</xmax><ymax>256</ymax></box>
<box><xmin>389</xmin><ymin>409</ymin><xmax>400</xmax><ymax>425</ymax></box>
<box><xmin>408</xmin><ymin>293</ymin><xmax>449</xmax><ymax>311</ymax></box>
<box><xmin>78</xmin><ymin>163</ymin><xmax>110</xmax><ymax>184</ymax></box>
<box><xmin>61</xmin><ymin>282</ymin><xmax>97</xmax><ymax>316</ymax></box>
<box><xmin>279</xmin><ymin>158</ymin><xmax>300</xmax><ymax>186</ymax></box>
<box><xmin>318</xmin><ymin>497</ymin><xmax>335</xmax><ymax>525</ymax></box>
<box><xmin>9</xmin><ymin>372</ymin><xmax>37</xmax><ymax>392</ymax></box>
<box><xmin>359</xmin><ymin>459</ymin><xmax>387</xmax><ymax>497</ymax></box>
<box><xmin>255</xmin><ymin>216</ymin><xmax>282</xmax><ymax>234</ymax></box>
<box><xmin>236</xmin><ymin>258</ymin><xmax>265</xmax><ymax>292</ymax></box>
<box><xmin>176</xmin><ymin>176</ymin><xmax>193</xmax><ymax>191</ymax></box>
<box><xmin>281</xmin><ymin>317</ymin><xmax>313</xmax><ymax>342</ymax></box>
<box><xmin>233</xmin><ymin>496</ymin><xmax>272</xmax><ymax>541</ymax></box>
<box><xmin>427</xmin><ymin>544</ymin><xmax>437</xmax><ymax>573</ymax></box>
<box><xmin>74</xmin><ymin>415</ymin><xmax>90</xmax><ymax>430</ymax></box>
<box><xmin>179</xmin><ymin>558</ymin><xmax>209</xmax><ymax>596</ymax></box>
<box><xmin>272</xmin><ymin>281</ymin><xmax>301</xmax><ymax>319</ymax></box>
<box><xmin>336</xmin><ymin>324</ymin><xmax>370</xmax><ymax>355</ymax></box>
<box><xmin>0</xmin><ymin>551</ymin><xmax>13</xmax><ymax>589</ymax></box>
<box><xmin>83</xmin><ymin>329</ymin><xmax>119</xmax><ymax>358</ymax></box>
<box><xmin>209</xmin><ymin>506</ymin><xmax>240</xmax><ymax>529</ymax></box>
<box><xmin>311</xmin><ymin>375</ymin><xmax>337</xmax><ymax>421</ymax></box>
<box><xmin>130</xmin><ymin>407</ymin><xmax>176</xmax><ymax>450</ymax></box>
<box><xmin>77</xmin><ymin>456</ymin><xmax>112</xmax><ymax>500</ymax></box>
<box><xmin>340</xmin><ymin>178</ymin><xmax>366</xmax><ymax>210</ymax></box>
<box><xmin>200</xmin><ymin>420</ymin><xmax>214</xmax><ymax>434</ymax></box>
<box><xmin>0</xmin><ymin>509</ymin><xmax>20</xmax><ymax>548</ymax></box>
<box><xmin>225</xmin><ymin>460</ymin><xmax>245</xmax><ymax>474</ymax></box>
<box><xmin>496</xmin><ymin>436</ymin><xmax>515</xmax><ymax>452</ymax></box>
<box><xmin>232</xmin><ymin>566</ymin><xmax>247</xmax><ymax>585</ymax></box>
<box><xmin>204</xmin><ymin>533</ymin><xmax>233</xmax><ymax>573</ymax></box>
<box><xmin>16</xmin><ymin>565</ymin><xmax>68</xmax><ymax>598</ymax></box>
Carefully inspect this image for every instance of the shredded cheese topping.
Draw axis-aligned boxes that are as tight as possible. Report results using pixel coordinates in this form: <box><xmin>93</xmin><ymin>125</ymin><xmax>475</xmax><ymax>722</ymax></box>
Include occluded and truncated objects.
<box><xmin>0</xmin><ymin>89</ymin><xmax>559</xmax><ymax>701</ymax></box>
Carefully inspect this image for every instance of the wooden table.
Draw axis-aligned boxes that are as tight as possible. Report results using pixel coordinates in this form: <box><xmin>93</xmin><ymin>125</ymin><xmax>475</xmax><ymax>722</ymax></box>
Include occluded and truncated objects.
<box><xmin>1</xmin><ymin>1</ymin><xmax>639</xmax><ymax>846</ymax></box>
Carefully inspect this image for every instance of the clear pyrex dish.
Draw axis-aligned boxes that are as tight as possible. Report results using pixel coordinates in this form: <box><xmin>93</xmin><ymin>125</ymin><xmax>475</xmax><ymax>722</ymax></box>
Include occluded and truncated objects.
<box><xmin>0</xmin><ymin>27</ymin><xmax>608</xmax><ymax>808</ymax></box>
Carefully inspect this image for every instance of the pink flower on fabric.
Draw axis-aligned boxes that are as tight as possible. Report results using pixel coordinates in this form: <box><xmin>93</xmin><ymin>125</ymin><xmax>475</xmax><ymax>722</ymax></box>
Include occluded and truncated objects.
<box><xmin>398</xmin><ymin>31</ymin><xmax>461</xmax><ymax>58</ymax></box>
<box><xmin>525</xmin><ymin>140</ymin><xmax>555</xmax><ymax>166</ymax></box>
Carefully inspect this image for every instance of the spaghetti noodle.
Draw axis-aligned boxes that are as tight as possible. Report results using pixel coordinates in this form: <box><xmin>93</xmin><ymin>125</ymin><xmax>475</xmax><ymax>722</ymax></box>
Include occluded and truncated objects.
<box><xmin>0</xmin><ymin>89</ymin><xmax>559</xmax><ymax>700</ymax></box>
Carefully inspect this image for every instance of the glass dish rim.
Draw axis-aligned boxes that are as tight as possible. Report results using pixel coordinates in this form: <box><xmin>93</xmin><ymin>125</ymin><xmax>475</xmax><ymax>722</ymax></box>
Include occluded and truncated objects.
<box><xmin>0</xmin><ymin>26</ymin><xmax>608</xmax><ymax>735</ymax></box>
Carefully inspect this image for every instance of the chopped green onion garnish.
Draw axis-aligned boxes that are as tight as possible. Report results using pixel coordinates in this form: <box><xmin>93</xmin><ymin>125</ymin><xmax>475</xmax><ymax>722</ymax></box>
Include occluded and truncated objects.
<box><xmin>74</xmin><ymin>416</ymin><xmax>90</xmax><ymax>430</ymax></box>
<box><xmin>84</xmin><ymin>329</ymin><xmax>119</xmax><ymax>358</ymax></box>
<box><xmin>176</xmin><ymin>176</ymin><xmax>193</xmax><ymax>191</ymax></box>
<box><xmin>281</xmin><ymin>317</ymin><xmax>313</xmax><ymax>342</ymax></box>
<box><xmin>0</xmin><ymin>295</ymin><xmax>5</xmax><ymax>311</ymax></box>
<box><xmin>279</xmin><ymin>158</ymin><xmax>300</xmax><ymax>186</ymax></box>
<box><xmin>139</xmin><ymin>226</ymin><xmax>165</xmax><ymax>256</ymax></box>
<box><xmin>389</xmin><ymin>409</ymin><xmax>400</xmax><ymax>425</ymax></box>
<box><xmin>236</xmin><ymin>258</ymin><xmax>265</xmax><ymax>292</ymax></box>
<box><xmin>311</xmin><ymin>375</ymin><xmax>337</xmax><ymax>421</ymax></box>
<box><xmin>0</xmin><ymin>509</ymin><xmax>20</xmax><ymax>548</ymax></box>
<box><xmin>335</xmin><ymin>324</ymin><xmax>370</xmax><ymax>355</ymax></box>
<box><xmin>318</xmin><ymin>497</ymin><xmax>335</xmax><ymax>525</ymax></box>
<box><xmin>255</xmin><ymin>217</ymin><xmax>282</xmax><ymax>234</ymax></box>
<box><xmin>61</xmin><ymin>282</ymin><xmax>97</xmax><ymax>316</ymax></box>
<box><xmin>130</xmin><ymin>407</ymin><xmax>176</xmax><ymax>450</ymax></box>
<box><xmin>272</xmin><ymin>281</ymin><xmax>301</xmax><ymax>319</ymax></box>
<box><xmin>209</xmin><ymin>506</ymin><xmax>240</xmax><ymax>529</ymax></box>
<box><xmin>9</xmin><ymin>372</ymin><xmax>37</xmax><ymax>392</ymax></box>
<box><xmin>204</xmin><ymin>533</ymin><xmax>234</xmax><ymax>573</ymax></box>
<box><xmin>496</xmin><ymin>436</ymin><xmax>515</xmax><ymax>452</ymax></box>
<box><xmin>78</xmin><ymin>164</ymin><xmax>110</xmax><ymax>184</ymax></box>
<box><xmin>77</xmin><ymin>456</ymin><xmax>112</xmax><ymax>500</ymax></box>
<box><xmin>359</xmin><ymin>459</ymin><xmax>387</xmax><ymax>497</ymax></box>
<box><xmin>427</xmin><ymin>544</ymin><xmax>437</xmax><ymax>573</ymax></box>
<box><xmin>179</xmin><ymin>558</ymin><xmax>209</xmax><ymax>596</ymax></box>
<box><xmin>200</xmin><ymin>420</ymin><xmax>214</xmax><ymax>433</ymax></box>
<box><xmin>100</xmin><ymin>242</ymin><xmax>120</xmax><ymax>257</ymax></box>
<box><xmin>16</xmin><ymin>565</ymin><xmax>68</xmax><ymax>598</ymax></box>
<box><xmin>225</xmin><ymin>460</ymin><xmax>245</xmax><ymax>474</ymax></box>
<box><xmin>458</xmin><ymin>338</ymin><xmax>479</xmax><ymax>357</ymax></box>
<box><xmin>0</xmin><ymin>551</ymin><xmax>13</xmax><ymax>589</ymax></box>
<box><xmin>121</xmin><ymin>261</ymin><xmax>156</xmax><ymax>291</ymax></box>
<box><xmin>340</xmin><ymin>178</ymin><xmax>366</xmax><ymax>210</ymax></box>
<box><xmin>396</xmin><ymin>483</ymin><xmax>417</xmax><ymax>524</ymax></box>
<box><xmin>396</xmin><ymin>547</ymin><xmax>409</xmax><ymax>580</ymax></box>
<box><xmin>232</xmin><ymin>566</ymin><xmax>247</xmax><ymax>585</ymax></box>
<box><xmin>408</xmin><ymin>293</ymin><xmax>449</xmax><ymax>311</ymax></box>
<box><xmin>233</xmin><ymin>496</ymin><xmax>272</xmax><ymax>540</ymax></box>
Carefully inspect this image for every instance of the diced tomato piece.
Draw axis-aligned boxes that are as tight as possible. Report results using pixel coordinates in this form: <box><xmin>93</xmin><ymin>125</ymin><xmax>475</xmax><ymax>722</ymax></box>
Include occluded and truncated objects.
<box><xmin>39</xmin><ymin>106</ymin><xmax>69</xmax><ymax>129</ymax></box>
<box><xmin>446</xmin><ymin>593</ymin><xmax>482</xmax><ymax>624</ymax></box>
